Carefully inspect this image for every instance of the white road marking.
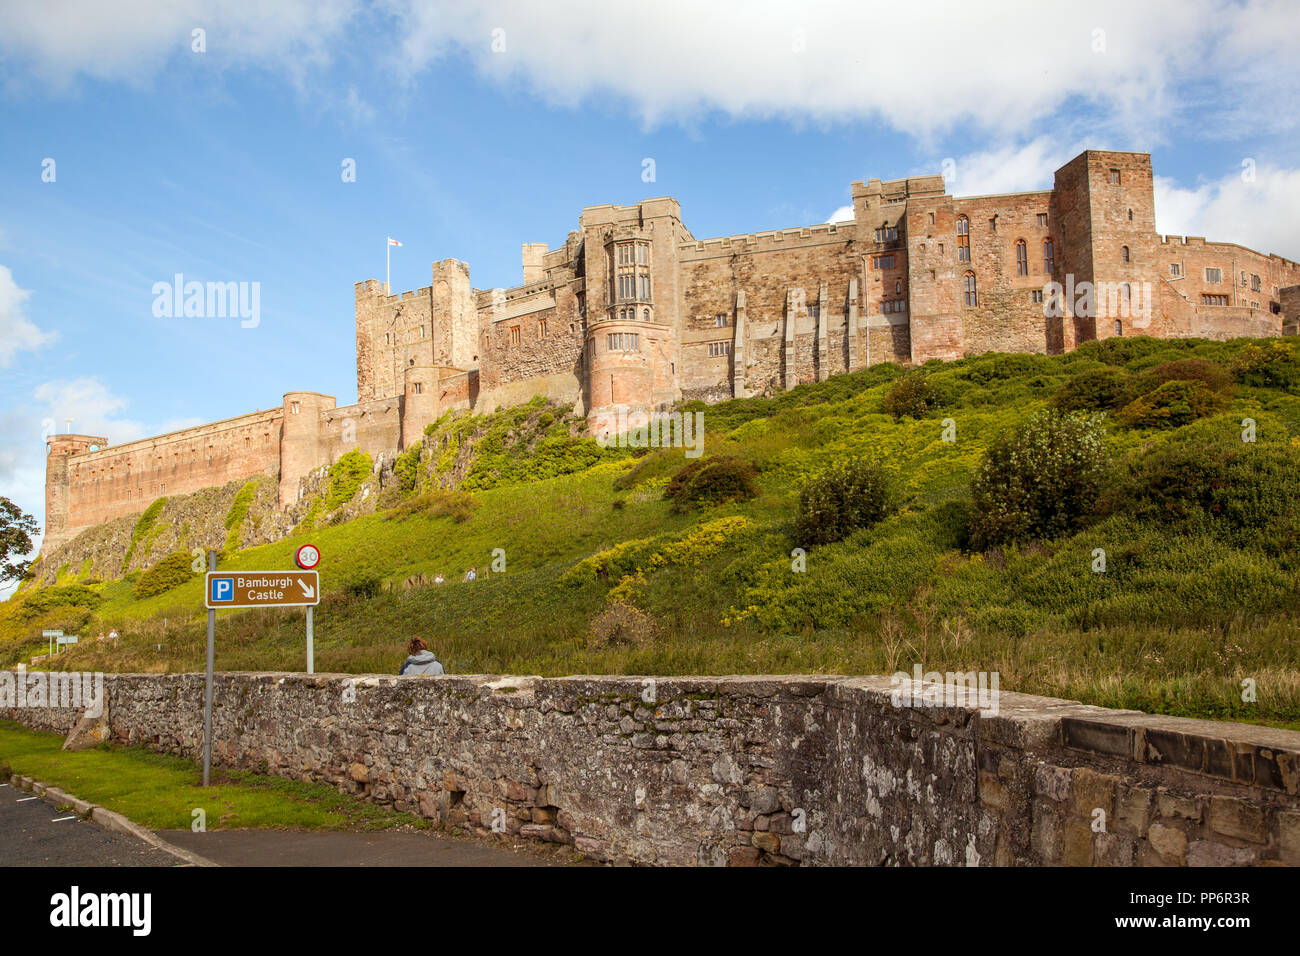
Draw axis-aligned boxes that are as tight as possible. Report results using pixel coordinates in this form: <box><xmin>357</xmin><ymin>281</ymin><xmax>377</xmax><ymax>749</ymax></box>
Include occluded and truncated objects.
<box><xmin>51</xmin><ymin>816</ymin><xmax>77</xmax><ymax>822</ymax></box>
<box><xmin>16</xmin><ymin>796</ymin><xmax>38</xmax><ymax>802</ymax></box>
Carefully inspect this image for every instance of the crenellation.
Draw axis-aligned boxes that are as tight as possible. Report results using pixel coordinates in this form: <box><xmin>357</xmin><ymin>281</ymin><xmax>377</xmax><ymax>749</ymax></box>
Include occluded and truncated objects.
<box><xmin>42</xmin><ymin>148</ymin><xmax>1300</xmax><ymax>561</ymax></box>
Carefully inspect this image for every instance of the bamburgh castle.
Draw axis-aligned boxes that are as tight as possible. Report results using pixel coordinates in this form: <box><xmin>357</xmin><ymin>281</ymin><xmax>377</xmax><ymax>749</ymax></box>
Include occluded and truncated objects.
<box><xmin>43</xmin><ymin>149</ymin><xmax>1300</xmax><ymax>553</ymax></box>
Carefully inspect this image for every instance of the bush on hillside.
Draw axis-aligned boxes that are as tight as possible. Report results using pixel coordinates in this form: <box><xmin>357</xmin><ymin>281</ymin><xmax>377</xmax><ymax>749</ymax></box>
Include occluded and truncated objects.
<box><xmin>663</xmin><ymin>455</ymin><xmax>759</xmax><ymax>512</ymax></box>
<box><xmin>794</xmin><ymin>457</ymin><xmax>895</xmax><ymax>547</ymax></box>
<box><xmin>134</xmin><ymin>551</ymin><xmax>195</xmax><ymax>598</ymax></box>
<box><xmin>1230</xmin><ymin>340</ymin><xmax>1300</xmax><ymax>391</ymax></box>
<box><xmin>325</xmin><ymin>450</ymin><xmax>372</xmax><ymax>510</ymax></box>
<box><xmin>881</xmin><ymin>372</ymin><xmax>948</xmax><ymax>420</ymax></box>
<box><xmin>969</xmin><ymin>410</ymin><xmax>1110</xmax><ymax>549</ymax></box>
<box><xmin>1052</xmin><ymin>367</ymin><xmax>1132</xmax><ymax>412</ymax></box>
<box><xmin>1116</xmin><ymin>380</ymin><xmax>1225</xmax><ymax>429</ymax></box>
<box><xmin>1135</xmin><ymin>358</ymin><xmax>1232</xmax><ymax>395</ymax></box>
<box><xmin>1104</xmin><ymin>437</ymin><xmax>1300</xmax><ymax>551</ymax></box>
<box><xmin>17</xmin><ymin>584</ymin><xmax>102</xmax><ymax>619</ymax></box>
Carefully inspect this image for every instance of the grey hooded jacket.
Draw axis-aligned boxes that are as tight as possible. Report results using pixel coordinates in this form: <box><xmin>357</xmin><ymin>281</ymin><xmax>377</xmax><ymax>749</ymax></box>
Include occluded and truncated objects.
<box><xmin>400</xmin><ymin>650</ymin><xmax>445</xmax><ymax>675</ymax></box>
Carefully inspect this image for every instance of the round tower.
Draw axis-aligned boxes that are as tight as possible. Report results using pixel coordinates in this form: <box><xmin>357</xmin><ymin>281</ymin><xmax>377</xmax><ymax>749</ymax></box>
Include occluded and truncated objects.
<box><xmin>402</xmin><ymin>365</ymin><xmax>440</xmax><ymax>449</ymax></box>
<box><xmin>278</xmin><ymin>391</ymin><xmax>336</xmax><ymax>506</ymax></box>
<box><xmin>43</xmin><ymin>434</ymin><xmax>108</xmax><ymax>554</ymax></box>
<box><xmin>586</xmin><ymin>319</ymin><xmax>656</xmax><ymax>440</ymax></box>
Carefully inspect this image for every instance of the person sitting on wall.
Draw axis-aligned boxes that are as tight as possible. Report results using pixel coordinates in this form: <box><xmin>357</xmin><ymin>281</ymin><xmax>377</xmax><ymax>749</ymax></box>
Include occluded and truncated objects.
<box><xmin>399</xmin><ymin>637</ymin><xmax>445</xmax><ymax>676</ymax></box>
<box><xmin>464</xmin><ymin>567</ymin><xmax>477</xmax><ymax>582</ymax></box>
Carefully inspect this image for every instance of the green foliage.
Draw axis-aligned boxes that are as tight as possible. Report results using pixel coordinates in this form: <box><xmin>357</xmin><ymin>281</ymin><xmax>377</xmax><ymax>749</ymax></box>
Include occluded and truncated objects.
<box><xmin>969</xmin><ymin>410</ymin><xmax>1110</xmax><ymax>549</ymax></box>
<box><xmin>663</xmin><ymin>455</ymin><xmax>759</xmax><ymax>512</ymax></box>
<box><xmin>1106</xmin><ymin>435</ymin><xmax>1300</xmax><ymax>552</ymax></box>
<box><xmin>325</xmin><ymin>450</ymin><xmax>372</xmax><ymax>511</ymax></box>
<box><xmin>0</xmin><ymin>496</ymin><xmax>40</xmax><ymax>583</ymax></box>
<box><xmin>121</xmin><ymin>497</ymin><xmax>167</xmax><ymax>572</ymax></box>
<box><xmin>1117</xmin><ymin>380</ymin><xmax>1225</xmax><ymax>428</ymax></box>
<box><xmin>15</xmin><ymin>584</ymin><xmax>101</xmax><ymax>619</ymax></box>
<box><xmin>134</xmin><ymin>551</ymin><xmax>195</xmax><ymax>598</ymax></box>
<box><xmin>393</xmin><ymin>445</ymin><xmax>422</xmax><ymax>493</ymax></box>
<box><xmin>384</xmin><ymin>490</ymin><xmax>479</xmax><ymax>523</ymax></box>
<box><xmin>1230</xmin><ymin>340</ymin><xmax>1300</xmax><ymax>391</ymax></box>
<box><xmin>223</xmin><ymin>480</ymin><xmax>259</xmax><ymax>553</ymax></box>
<box><xmin>794</xmin><ymin>457</ymin><xmax>895</xmax><ymax>547</ymax></box>
<box><xmin>881</xmin><ymin>371</ymin><xmax>948</xmax><ymax>420</ymax></box>
<box><xmin>1052</xmin><ymin>366</ymin><xmax>1131</xmax><ymax>412</ymax></box>
<box><xmin>1136</xmin><ymin>358</ymin><xmax>1232</xmax><ymax>395</ymax></box>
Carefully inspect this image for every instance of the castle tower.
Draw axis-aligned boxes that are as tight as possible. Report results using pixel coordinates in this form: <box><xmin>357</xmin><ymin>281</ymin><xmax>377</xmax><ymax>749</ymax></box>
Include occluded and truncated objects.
<box><xmin>1053</xmin><ymin>151</ymin><xmax>1158</xmax><ymax>342</ymax></box>
<box><xmin>432</xmin><ymin>259</ymin><xmax>476</xmax><ymax>370</ymax></box>
<box><xmin>278</xmin><ymin>391</ymin><xmax>336</xmax><ymax>506</ymax></box>
<box><xmin>43</xmin><ymin>434</ymin><xmax>108</xmax><ymax>553</ymax></box>
<box><xmin>401</xmin><ymin>366</ymin><xmax>440</xmax><ymax>450</ymax></box>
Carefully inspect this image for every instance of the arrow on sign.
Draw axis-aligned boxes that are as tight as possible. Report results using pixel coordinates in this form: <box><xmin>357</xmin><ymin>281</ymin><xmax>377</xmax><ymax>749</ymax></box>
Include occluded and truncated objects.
<box><xmin>299</xmin><ymin>579</ymin><xmax>315</xmax><ymax>599</ymax></box>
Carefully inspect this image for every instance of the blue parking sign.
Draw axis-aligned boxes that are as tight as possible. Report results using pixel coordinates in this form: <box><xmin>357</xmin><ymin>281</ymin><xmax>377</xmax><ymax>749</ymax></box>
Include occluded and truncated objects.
<box><xmin>210</xmin><ymin>576</ymin><xmax>234</xmax><ymax>604</ymax></box>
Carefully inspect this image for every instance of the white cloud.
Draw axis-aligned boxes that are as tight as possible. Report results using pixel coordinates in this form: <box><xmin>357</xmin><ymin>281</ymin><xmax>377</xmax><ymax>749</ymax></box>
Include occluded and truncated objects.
<box><xmin>1155</xmin><ymin>165</ymin><xmax>1300</xmax><ymax>260</ymax></box>
<box><xmin>0</xmin><ymin>265</ymin><xmax>56</xmax><ymax>367</ymax></box>
<box><xmin>3</xmin><ymin>1</ymin><xmax>1297</xmax><ymax>143</ymax></box>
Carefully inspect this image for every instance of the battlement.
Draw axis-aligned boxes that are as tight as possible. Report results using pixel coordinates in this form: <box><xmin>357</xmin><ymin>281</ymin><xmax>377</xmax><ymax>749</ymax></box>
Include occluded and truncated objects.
<box><xmin>680</xmin><ymin>221</ymin><xmax>851</xmax><ymax>257</ymax></box>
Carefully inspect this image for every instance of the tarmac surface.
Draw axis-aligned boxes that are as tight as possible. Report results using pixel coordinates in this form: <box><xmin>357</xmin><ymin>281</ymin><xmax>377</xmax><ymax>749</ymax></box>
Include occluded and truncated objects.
<box><xmin>158</xmin><ymin>828</ymin><xmax>569</xmax><ymax>866</ymax></box>
<box><xmin>0</xmin><ymin>781</ymin><xmax>179</xmax><ymax>867</ymax></box>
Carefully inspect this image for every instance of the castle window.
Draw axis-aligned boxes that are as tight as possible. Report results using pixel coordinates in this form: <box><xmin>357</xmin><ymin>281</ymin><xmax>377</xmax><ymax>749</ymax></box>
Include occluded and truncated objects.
<box><xmin>643</xmin><ymin>309</ymin><xmax>651</xmax><ymax>322</ymax></box>
<box><xmin>1037</xmin><ymin>213</ymin><xmax>1048</xmax><ymax>227</ymax></box>
<box><xmin>1170</xmin><ymin>263</ymin><xmax>1181</xmax><ymax>277</ymax></box>
<box><xmin>708</xmin><ymin>342</ymin><xmax>732</xmax><ymax>357</ymax></box>
<box><xmin>1205</xmin><ymin>268</ymin><xmax>1222</xmax><ymax>283</ymax></box>
<box><xmin>420</xmin><ymin>325</ymin><xmax>425</xmax><ymax>337</ymax></box>
<box><xmin>291</xmin><ymin>402</ymin><xmax>300</xmax><ymax>414</ymax></box>
<box><xmin>538</xmin><ymin>319</ymin><xmax>548</xmax><ymax>338</ymax></box>
<box><xmin>895</xmin><ymin>280</ymin><xmax>902</xmax><ymax>294</ymax></box>
<box><xmin>928</xmin><ymin>213</ymin><xmax>935</xmax><ymax>225</ymax></box>
<box><xmin>956</xmin><ymin>216</ymin><xmax>970</xmax><ymax>261</ymax></box>
<box><xmin>874</xmin><ymin>226</ymin><xmax>898</xmax><ymax>242</ymax></box>
<box><xmin>956</xmin><ymin>216</ymin><xmax>969</xmax><ymax>236</ymax></box>
<box><xmin>1115</xmin><ymin>320</ymin><xmax>1123</xmax><ymax>336</ymax></box>
<box><xmin>1251</xmin><ymin>274</ymin><xmax>1261</xmax><ymax>292</ymax></box>
<box><xmin>510</xmin><ymin>326</ymin><xmax>521</xmax><ymax>345</ymax></box>
<box><xmin>872</xmin><ymin>255</ymin><xmax>895</xmax><ymax>269</ymax></box>
<box><xmin>1031</xmin><ymin>290</ymin><xmax>1044</xmax><ymax>303</ymax></box>
<box><xmin>1109</xmin><ymin>169</ymin><xmax>1121</xmax><ymax>184</ymax></box>
<box><xmin>1201</xmin><ymin>294</ymin><xmax>1230</xmax><ymax>306</ymax></box>
<box><xmin>810</xmin><ymin>304</ymin><xmax>820</xmax><ymax>320</ymax></box>
<box><xmin>1241</xmin><ymin>271</ymin><xmax>1248</xmax><ymax>287</ymax></box>
<box><xmin>1016</xmin><ymin>240</ymin><xmax>1028</xmax><ymax>275</ymax></box>
<box><xmin>715</xmin><ymin>314</ymin><xmax>728</xmax><ymax>327</ymax></box>
<box><xmin>989</xmin><ymin>218</ymin><xmax>996</xmax><ymax>233</ymax></box>
<box><xmin>963</xmin><ymin>271</ymin><xmax>977</xmax><ymax>307</ymax></box>
<box><xmin>1043</xmin><ymin>238</ymin><xmax>1054</xmax><ymax>274</ymax></box>
<box><xmin>1121</xmin><ymin>246</ymin><xmax>1130</xmax><ymax>263</ymax></box>
<box><xmin>413</xmin><ymin>382</ymin><xmax>422</xmax><ymax>394</ymax></box>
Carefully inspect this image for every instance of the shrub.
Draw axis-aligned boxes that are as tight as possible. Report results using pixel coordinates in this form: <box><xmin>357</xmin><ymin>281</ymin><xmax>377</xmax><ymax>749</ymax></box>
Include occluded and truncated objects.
<box><xmin>134</xmin><ymin>551</ymin><xmax>195</xmax><ymax>598</ymax></box>
<box><xmin>1136</xmin><ymin>358</ymin><xmax>1232</xmax><ymax>395</ymax></box>
<box><xmin>663</xmin><ymin>456</ymin><xmax>759</xmax><ymax>512</ymax></box>
<box><xmin>1052</xmin><ymin>367</ymin><xmax>1131</xmax><ymax>412</ymax></box>
<box><xmin>393</xmin><ymin>445</ymin><xmax>422</xmax><ymax>493</ymax></box>
<box><xmin>345</xmin><ymin>575</ymin><xmax>383</xmax><ymax>599</ymax></box>
<box><xmin>1117</xmin><ymin>380</ymin><xmax>1225</xmax><ymax>429</ymax></box>
<box><xmin>1230</xmin><ymin>340</ymin><xmax>1300</xmax><ymax>391</ymax></box>
<box><xmin>122</xmin><ymin>496</ymin><xmax>167</xmax><ymax>572</ymax></box>
<box><xmin>882</xmin><ymin>372</ymin><xmax>947</xmax><ymax>420</ymax></box>
<box><xmin>794</xmin><ymin>457</ymin><xmax>895</xmax><ymax>547</ymax></box>
<box><xmin>1106</xmin><ymin>437</ymin><xmax>1300</xmax><ymax>550</ymax></box>
<box><xmin>969</xmin><ymin>410</ymin><xmax>1110</xmax><ymax>549</ymax></box>
<box><xmin>325</xmin><ymin>450</ymin><xmax>372</xmax><ymax>510</ymax></box>
<box><xmin>17</xmin><ymin>584</ymin><xmax>101</xmax><ymax>619</ymax></box>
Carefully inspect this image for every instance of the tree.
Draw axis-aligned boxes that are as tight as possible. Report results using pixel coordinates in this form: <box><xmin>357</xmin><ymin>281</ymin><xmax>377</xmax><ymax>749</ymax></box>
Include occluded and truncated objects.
<box><xmin>0</xmin><ymin>497</ymin><xmax>41</xmax><ymax>584</ymax></box>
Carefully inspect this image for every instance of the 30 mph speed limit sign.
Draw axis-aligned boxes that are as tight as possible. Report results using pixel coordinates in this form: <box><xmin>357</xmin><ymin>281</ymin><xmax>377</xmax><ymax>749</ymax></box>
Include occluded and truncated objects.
<box><xmin>295</xmin><ymin>544</ymin><xmax>320</xmax><ymax>570</ymax></box>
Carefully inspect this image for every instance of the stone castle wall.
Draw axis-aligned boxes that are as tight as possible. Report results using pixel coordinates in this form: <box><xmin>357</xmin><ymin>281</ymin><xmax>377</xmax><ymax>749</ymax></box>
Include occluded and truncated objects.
<box><xmin>4</xmin><ymin>672</ymin><xmax>1297</xmax><ymax>867</ymax></box>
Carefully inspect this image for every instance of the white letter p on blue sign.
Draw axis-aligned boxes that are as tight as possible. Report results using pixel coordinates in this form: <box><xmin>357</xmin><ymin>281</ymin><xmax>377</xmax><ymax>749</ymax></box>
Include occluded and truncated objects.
<box><xmin>211</xmin><ymin>577</ymin><xmax>233</xmax><ymax>603</ymax></box>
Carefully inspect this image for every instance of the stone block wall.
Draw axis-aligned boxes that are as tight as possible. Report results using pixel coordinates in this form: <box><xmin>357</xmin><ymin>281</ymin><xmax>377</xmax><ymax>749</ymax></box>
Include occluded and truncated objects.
<box><xmin>4</xmin><ymin>672</ymin><xmax>1296</xmax><ymax>867</ymax></box>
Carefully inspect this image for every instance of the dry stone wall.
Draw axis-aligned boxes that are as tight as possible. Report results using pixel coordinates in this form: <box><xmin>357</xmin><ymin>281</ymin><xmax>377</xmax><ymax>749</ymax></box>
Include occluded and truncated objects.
<box><xmin>4</xmin><ymin>672</ymin><xmax>1296</xmax><ymax>867</ymax></box>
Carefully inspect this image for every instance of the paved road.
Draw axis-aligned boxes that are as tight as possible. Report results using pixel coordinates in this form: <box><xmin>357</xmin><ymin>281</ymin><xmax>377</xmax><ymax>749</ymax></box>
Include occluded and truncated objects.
<box><xmin>0</xmin><ymin>782</ymin><xmax>179</xmax><ymax>867</ymax></box>
<box><xmin>158</xmin><ymin>828</ymin><xmax>570</xmax><ymax>866</ymax></box>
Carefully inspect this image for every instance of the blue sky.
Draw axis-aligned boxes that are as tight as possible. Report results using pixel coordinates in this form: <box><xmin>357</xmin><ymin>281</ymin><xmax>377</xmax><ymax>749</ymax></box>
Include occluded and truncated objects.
<box><xmin>2</xmin><ymin>0</ymin><xmax>1299</xmax><ymax>588</ymax></box>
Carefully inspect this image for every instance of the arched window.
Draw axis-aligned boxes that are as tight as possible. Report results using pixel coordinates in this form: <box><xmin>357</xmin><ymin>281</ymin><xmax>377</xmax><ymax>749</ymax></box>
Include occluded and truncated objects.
<box><xmin>963</xmin><ymin>271</ymin><xmax>977</xmax><ymax>307</ymax></box>
<box><xmin>956</xmin><ymin>216</ymin><xmax>970</xmax><ymax>262</ymax></box>
<box><xmin>1128</xmin><ymin>209</ymin><xmax>1134</xmax><ymax>221</ymax></box>
<box><xmin>1015</xmin><ymin>240</ymin><xmax>1028</xmax><ymax>276</ymax></box>
<box><xmin>1121</xmin><ymin>282</ymin><xmax>1132</xmax><ymax>315</ymax></box>
<box><xmin>1121</xmin><ymin>245</ymin><xmax>1130</xmax><ymax>263</ymax></box>
<box><xmin>1043</xmin><ymin>238</ymin><xmax>1054</xmax><ymax>273</ymax></box>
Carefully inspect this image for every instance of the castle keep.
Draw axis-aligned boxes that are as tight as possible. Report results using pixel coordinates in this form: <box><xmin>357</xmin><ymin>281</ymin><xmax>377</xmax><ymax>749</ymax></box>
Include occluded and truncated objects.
<box><xmin>43</xmin><ymin>150</ymin><xmax>1300</xmax><ymax>553</ymax></box>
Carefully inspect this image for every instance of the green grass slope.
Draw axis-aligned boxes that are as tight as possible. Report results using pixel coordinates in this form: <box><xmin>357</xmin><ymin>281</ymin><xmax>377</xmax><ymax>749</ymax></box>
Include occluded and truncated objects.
<box><xmin>7</xmin><ymin>336</ymin><xmax>1300</xmax><ymax>729</ymax></box>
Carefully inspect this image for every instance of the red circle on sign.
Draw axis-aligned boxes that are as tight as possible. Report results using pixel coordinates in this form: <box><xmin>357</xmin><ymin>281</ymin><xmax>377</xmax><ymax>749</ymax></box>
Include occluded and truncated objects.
<box><xmin>295</xmin><ymin>544</ymin><xmax>320</xmax><ymax>570</ymax></box>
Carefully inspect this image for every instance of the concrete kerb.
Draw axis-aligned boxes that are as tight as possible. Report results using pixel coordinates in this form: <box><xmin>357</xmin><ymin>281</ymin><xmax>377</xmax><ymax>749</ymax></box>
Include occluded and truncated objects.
<box><xmin>8</xmin><ymin>772</ymin><xmax>218</xmax><ymax>867</ymax></box>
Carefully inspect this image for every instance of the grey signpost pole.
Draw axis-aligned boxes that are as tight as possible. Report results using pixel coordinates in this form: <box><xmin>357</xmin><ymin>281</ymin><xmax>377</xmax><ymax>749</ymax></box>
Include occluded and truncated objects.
<box><xmin>306</xmin><ymin>606</ymin><xmax>314</xmax><ymax>674</ymax></box>
<box><xmin>203</xmin><ymin>550</ymin><xmax>215</xmax><ymax>787</ymax></box>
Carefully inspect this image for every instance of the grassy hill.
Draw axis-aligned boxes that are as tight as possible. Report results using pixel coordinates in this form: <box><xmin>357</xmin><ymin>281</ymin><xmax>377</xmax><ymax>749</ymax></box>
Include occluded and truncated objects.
<box><xmin>7</xmin><ymin>335</ymin><xmax>1300</xmax><ymax>729</ymax></box>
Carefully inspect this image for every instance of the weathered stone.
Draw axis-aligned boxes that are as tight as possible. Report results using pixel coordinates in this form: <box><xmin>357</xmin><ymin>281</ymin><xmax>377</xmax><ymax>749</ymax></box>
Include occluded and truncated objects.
<box><xmin>349</xmin><ymin>762</ymin><xmax>369</xmax><ymax>783</ymax></box>
<box><xmin>1062</xmin><ymin>821</ymin><xmax>1094</xmax><ymax>866</ymax></box>
<box><xmin>1156</xmin><ymin>790</ymin><xmax>1201</xmax><ymax>822</ymax></box>
<box><xmin>751</xmin><ymin>832</ymin><xmax>781</xmax><ymax>854</ymax></box>
<box><xmin>1147</xmin><ymin>824</ymin><xmax>1187</xmax><ymax>865</ymax></box>
<box><xmin>1114</xmin><ymin>785</ymin><xmax>1153</xmax><ymax>835</ymax></box>
<box><xmin>62</xmin><ymin>707</ymin><xmax>110</xmax><ymax>751</ymax></box>
<box><xmin>1208</xmin><ymin>796</ymin><xmax>1265</xmax><ymax>844</ymax></box>
<box><xmin>1187</xmin><ymin>841</ymin><xmax>1257</xmax><ymax>867</ymax></box>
